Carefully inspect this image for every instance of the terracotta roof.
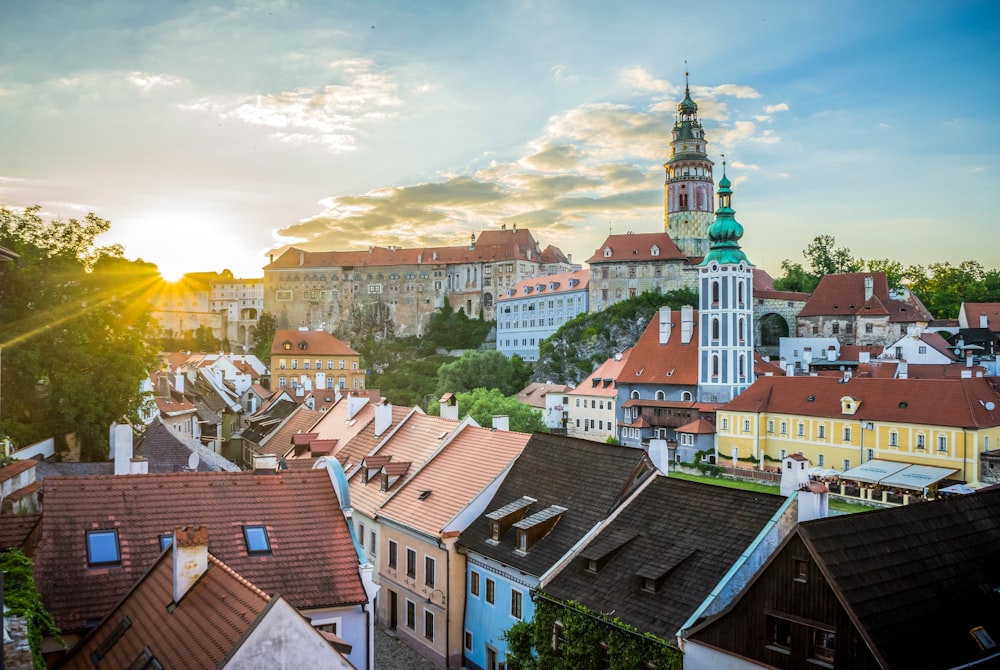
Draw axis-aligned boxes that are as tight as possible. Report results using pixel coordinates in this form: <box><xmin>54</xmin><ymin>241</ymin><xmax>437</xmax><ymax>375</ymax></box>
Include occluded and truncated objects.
<box><xmin>331</xmin><ymin>404</ymin><xmax>412</xmax><ymax>472</ymax></box>
<box><xmin>961</xmin><ymin>302</ymin><xmax>1000</xmax><ymax>331</ymax></box>
<box><xmin>0</xmin><ymin>459</ymin><xmax>36</xmax><ymax>482</ymax></box>
<box><xmin>258</xmin><ymin>405</ymin><xmax>325</xmax><ymax>456</ymax></box>
<box><xmin>515</xmin><ymin>382</ymin><xmax>573</xmax><ymax>409</ymax></box>
<box><xmin>798</xmin><ymin>272</ymin><xmax>932</xmax><ymax>322</ymax></box>
<box><xmin>617</xmin><ymin>310</ymin><xmax>699</xmax><ymax>386</ymax></box>
<box><xmin>676</xmin><ymin>418</ymin><xmax>715</xmax><ymax>435</ymax></box>
<box><xmin>271</xmin><ymin>329</ymin><xmax>360</xmax><ymax>357</ymax></box>
<box><xmin>459</xmin><ymin>433</ymin><xmax>654</xmax><ymax>576</ymax></box>
<box><xmin>34</xmin><ymin>470</ymin><xmax>367</xmax><ymax>634</ymax></box>
<box><xmin>499</xmin><ymin>269</ymin><xmax>590</xmax><ymax>301</ymax></box>
<box><xmin>544</xmin><ymin>475</ymin><xmax>786</xmax><ymax>639</ymax></box>
<box><xmin>569</xmin><ymin>349</ymin><xmax>632</xmax><ymax>398</ymax></box>
<box><xmin>722</xmin><ymin>375</ymin><xmax>1000</xmax><ymax>428</ymax></box>
<box><xmin>378</xmin><ymin>423</ymin><xmax>529</xmax><ymax>536</ymax></box>
<box><xmin>153</xmin><ymin>396</ymin><xmax>197</xmax><ymax>416</ymax></box>
<box><xmin>0</xmin><ymin>514</ymin><xmax>41</xmax><ymax>552</ymax></box>
<box><xmin>586</xmin><ymin>232</ymin><xmax>687</xmax><ymax>263</ymax></box>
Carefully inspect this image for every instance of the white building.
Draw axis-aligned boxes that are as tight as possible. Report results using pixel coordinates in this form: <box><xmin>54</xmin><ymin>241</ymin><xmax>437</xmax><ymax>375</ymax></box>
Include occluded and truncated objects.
<box><xmin>497</xmin><ymin>269</ymin><xmax>590</xmax><ymax>361</ymax></box>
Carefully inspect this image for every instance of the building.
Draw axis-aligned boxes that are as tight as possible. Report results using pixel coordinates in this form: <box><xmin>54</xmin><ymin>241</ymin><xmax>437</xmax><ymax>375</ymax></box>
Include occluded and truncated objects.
<box><xmin>796</xmin><ymin>272</ymin><xmax>933</xmax><ymax>346</ymax></box>
<box><xmin>664</xmin><ymin>73</ymin><xmax>716</xmax><ymax>259</ymax></box>
<box><xmin>684</xmin><ymin>488</ymin><xmax>1000</xmax><ymax>669</ymax></box>
<box><xmin>210</xmin><ymin>272</ymin><xmax>264</xmax><ymax>352</ymax></box>
<box><xmin>717</xmin><ymin>375</ymin><xmax>1000</xmax><ymax>488</ymax></box>
<box><xmin>880</xmin><ymin>326</ymin><xmax>958</xmax><ymax>364</ymax></box>
<box><xmin>271</xmin><ymin>328</ymin><xmax>366</xmax><ymax>393</ymax></box>
<box><xmin>496</xmin><ymin>269</ymin><xmax>589</xmax><ymax>361</ymax></box>
<box><xmin>262</xmin><ymin>228</ymin><xmax>572</xmax><ymax>336</ymax></box>
<box><xmin>566</xmin><ymin>350</ymin><xmax>631</xmax><ymax>443</ymax></box>
<box><xmin>458</xmin><ymin>433</ymin><xmax>655</xmax><ymax>670</ymax></box>
<box><xmin>513</xmin><ymin>382</ymin><xmax>574</xmax><ymax>431</ymax></box>
<box><xmin>586</xmin><ymin>231</ymin><xmax>694</xmax><ymax>313</ymax></box>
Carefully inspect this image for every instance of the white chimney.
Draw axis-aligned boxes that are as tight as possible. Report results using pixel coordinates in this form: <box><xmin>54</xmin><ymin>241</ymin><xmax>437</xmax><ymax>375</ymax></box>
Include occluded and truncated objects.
<box><xmin>173</xmin><ymin>525</ymin><xmax>209</xmax><ymax>603</ymax></box>
<box><xmin>614</xmin><ymin>351</ymin><xmax>622</xmax><ymax>362</ymax></box>
<box><xmin>440</xmin><ymin>393</ymin><xmax>459</xmax><ymax>421</ymax></box>
<box><xmin>786</xmin><ymin>364</ymin><xmax>795</xmax><ymax>377</ymax></box>
<box><xmin>253</xmin><ymin>454</ymin><xmax>278</xmax><ymax>473</ymax></box>
<box><xmin>658</xmin><ymin>306</ymin><xmax>672</xmax><ymax>345</ymax></box>
<box><xmin>175</xmin><ymin>370</ymin><xmax>185</xmax><ymax>394</ymax></box>
<box><xmin>112</xmin><ymin>423</ymin><xmax>133</xmax><ymax>475</ymax></box>
<box><xmin>374</xmin><ymin>399</ymin><xmax>393</xmax><ymax>437</ymax></box>
<box><xmin>492</xmin><ymin>415</ymin><xmax>510</xmax><ymax>432</ymax></box>
<box><xmin>826</xmin><ymin>346</ymin><xmax>836</xmax><ymax>361</ymax></box>
<box><xmin>804</xmin><ymin>347</ymin><xmax>813</xmax><ymax>364</ymax></box>
<box><xmin>347</xmin><ymin>393</ymin><xmax>368</xmax><ymax>420</ymax></box>
<box><xmin>859</xmin><ymin>351</ymin><xmax>870</xmax><ymax>364</ymax></box>
<box><xmin>864</xmin><ymin>275</ymin><xmax>874</xmax><ymax>301</ymax></box>
<box><xmin>681</xmin><ymin>305</ymin><xmax>694</xmax><ymax>344</ymax></box>
<box><xmin>981</xmin><ymin>314</ymin><xmax>988</xmax><ymax>328</ymax></box>
<box><xmin>797</xmin><ymin>482</ymin><xmax>830</xmax><ymax>522</ymax></box>
<box><xmin>961</xmin><ymin>369</ymin><xmax>972</xmax><ymax>378</ymax></box>
<box><xmin>898</xmin><ymin>360</ymin><xmax>908</xmax><ymax>379</ymax></box>
<box><xmin>130</xmin><ymin>457</ymin><xmax>149</xmax><ymax>474</ymax></box>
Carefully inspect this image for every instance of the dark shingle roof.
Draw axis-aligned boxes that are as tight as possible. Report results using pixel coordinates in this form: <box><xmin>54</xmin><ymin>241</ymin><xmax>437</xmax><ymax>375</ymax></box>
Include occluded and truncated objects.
<box><xmin>33</xmin><ymin>470</ymin><xmax>367</xmax><ymax>634</ymax></box>
<box><xmin>798</xmin><ymin>489</ymin><xmax>1000</xmax><ymax>669</ymax></box>
<box><xmin>459</xmin><ymin>433</ymin><xmax>654</xmax><ymax>577</ymax></box>
<box><xmin>544</xmin><ymin>475</ymin><xmax>786</xmax><ymax>639</ymax></box>
<box><xmin>137</xmin><ymin>419</ymin><xmax>240</xmax><ymax>472</ymax></box>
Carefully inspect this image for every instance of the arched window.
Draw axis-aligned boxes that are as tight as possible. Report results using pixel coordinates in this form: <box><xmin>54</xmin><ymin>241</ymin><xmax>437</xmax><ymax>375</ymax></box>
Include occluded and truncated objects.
<box><xmin>738</xmin><ymin>318</ymin><xmax>745</xmax><ymax>342</ymax></box>
<box><xmin>712</xmin><ymin>318</ymin><xmax>720</xmax><ymax>341</ymax></box>
<box><xmin>738</xmin><ymin>281</ymin><xmax>744</xmax><ymax>306</ymax></box>
<box><xmin>712</xmin><ymin>355</ymin><xmax>720</xmax><ymax>378</ymax></box>
<box><xmin>681</xmin><ymin>391</ymin><xmax>692</xmax><ymax>401</ymax></box>
<box><xmin>739</xmin><ymin>354</ymin><xmax>746</xmax><ymax>379</ymax></box>
<box><xmin>630</xmin><ymin>390</ymin><xmax>640</xmax><ymax>399</ymax></box>
<box><xmin>655</xmin><ymin>390</ymin><xmax>665</xmax><ymax>401</ymax></box>
<box><xmin>712</xmin><ymin>281</ymin><xmax>720</xmax><ymax>305</ymax></box>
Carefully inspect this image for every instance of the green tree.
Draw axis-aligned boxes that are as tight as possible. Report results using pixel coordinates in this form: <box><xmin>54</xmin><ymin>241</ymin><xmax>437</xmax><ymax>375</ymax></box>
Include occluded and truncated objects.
<box><xmin>431</xmin><ymin>388</ymin><xmax>545</xmax><ymax>433</ymax></box>
<box><xmin>772</xmin><ymin>259</ymin><xmax>819</xmax><ymax>293</ymax></box>
<box><xmin>426</xmin><ymin>301</ymin><xmax>492</xmax><ymax>350</ymax></box>
<box><xmin>803</xmin><ymin>234</ymin><xmax>863</xmax><ymax>276</ymax></box>
<box><xmin>252</xmin><ymin>312</ymin><xmax>277</xmax><ymax>364</ymax></box>
<box><xmin>0</xmin><ymin>549</ymin><xmax>61</xmax><ymax>669</ymax></box>
<box><xmin>435</xmin><ymin>350</ymin><xmax>531</xmax><ymax>397</ymax></box>
<box><xmin>0</xmin><ymin>207</ymin><xmax>159</xmax><ymax>459</ymax></box>
<box><xmin>906</xmin><ymin>260</ymin><xmax>1000</xmax><ymax>318</ymax></box>
<box><xmin>862</xmin><ymin>258</ymin><xmax>906</xmax><ymax>291</ymax></box>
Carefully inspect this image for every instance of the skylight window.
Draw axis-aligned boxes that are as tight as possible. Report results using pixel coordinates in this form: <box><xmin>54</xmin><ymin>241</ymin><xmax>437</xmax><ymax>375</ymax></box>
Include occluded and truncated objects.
<box><xmin>159</xmin><ymin>534</ymin><xmax>173</xmax><ymax>551</ymax></box>
<box><xmin>243</xmin><ymin>525</ymin><xmax>272</xmax><ymax>554</ymax></box>
<box><xmin>87</xmin><ymin>529</ymin><xmax>121</xmax><ymax>566</ymax></box>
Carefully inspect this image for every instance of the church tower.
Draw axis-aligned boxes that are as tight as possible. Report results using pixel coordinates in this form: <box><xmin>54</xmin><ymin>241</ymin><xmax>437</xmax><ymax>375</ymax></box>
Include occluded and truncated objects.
<box><xmin>697</xmin><ymin>162</ymin><xmax>753</xmax><ymax>404</ymax></box>
<box><xmin>664</xmin><ymin>72</ymin><xmax>714</xmax><ymax>258</ymax></box>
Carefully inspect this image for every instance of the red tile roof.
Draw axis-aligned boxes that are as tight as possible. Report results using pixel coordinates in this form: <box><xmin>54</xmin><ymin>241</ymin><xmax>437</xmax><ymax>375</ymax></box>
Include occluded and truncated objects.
<box><xmin>798</xmin><ymin>273</ymin><xmax>932</xmax><ymax>322</ymax></box>
<box><xmin>258</xmin><ymin>405</ymin><xmax>325</xmax><ymax>456</ymax></box>
<box><xmin>33</xmin><ymin>470</ymin><xmax>367</xmax><ymax>634</ymax></box>
<box><xmin>271</xmin><ymin>329</ymin><xmax>360</xmax><ymax>357</ymax></box>
<box><xmin>961</xmin><ymin>302</ymin><xmax>1000</xmax><ymax>331</ymax></box>
<box><xmin>500</xmin><ymin>269</ymin><xmax>590</xmax><ymax>301</ymax></box>
<box><xmin>516</xmin><ymin>382</ymin><xmax>573</xmax><ymax>409</ymax></box>
<box><xmin>569</xmin><ymin>349</ymin><xmax>632</xmax><ymax>398</ymax></box>
<box><xmin>617</xmin><ymin>310</ymin><xmax>699</xmax><ymax>385</ymax></box>
<box><xmin>587</xmin><ymin>232</ymin><xmax>687</xmax><ymax>263</ymax></box>
<box><xmin>0</xmin><ymin>459</ymin><xmax>36</xmax><ymax>483</ymax></box>
<box><xmin>676</xmin><ymin>418</ymin><xmax>716</xmax><ymax>434</ymax></box>
<box><xmin>722</xmin><ymin>375</ymin><xmax>1000</xmax><ymax>428</ymax></box>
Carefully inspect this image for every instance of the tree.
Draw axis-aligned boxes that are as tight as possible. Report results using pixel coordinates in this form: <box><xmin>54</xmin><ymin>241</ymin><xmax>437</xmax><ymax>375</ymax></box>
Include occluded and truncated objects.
<box><xmin>772</xmin><ymin>259</ymin><xmax>819</xmax><ymax>293</ymax></box>
<box><xmin>435</xmin><ymin>350</ymin><xmax>532</xmax><ymax>397</ymax></box>
<box><xmin>432</xmin><ymin>388</ymin><xmax>546</xmax><ymax>434</ymax></box>
<box><xmin>906</xmin><ymin>260</ymin><xmax>1000</xmax><ymax>318</ymax></box>
<box><xmin>862</xmin><ymin>258</ymin><xmax>906</xmax><ymax>291</ymax></box>
<box><xmin>803</xmin><ymin>235</ymin><xmax>863</xmax><ymax>276</ymax></box>
<box><xmin>252</xmin><ymin>312</ymin><xmax>277</xmax><ymax>364</ymax></box>
<box><xmin>426</xmin><ymin>301</ymin><xmax>492</xmax><ymax>350</ymax></box>
<box><xmin>0</xmin><ymin>207</ymin><xmax>159</xmax><ymax>460</ymax></box>
<box><xmin>0</xmin><ymin>549</ymin><xmax>60</xmax><ymax>669</ymax></box>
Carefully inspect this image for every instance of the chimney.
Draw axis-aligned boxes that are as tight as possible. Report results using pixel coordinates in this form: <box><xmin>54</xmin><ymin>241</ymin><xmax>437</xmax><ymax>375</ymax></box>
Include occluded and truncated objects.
<box><xmin>492</xmin><ymin>415</ymin><xmax>510</xmax><ymax>432</ymax></box>
<box><xmin>111</xmin><ymin>423</ymin><xmax>133</xmax><ymax>475</ymax></box>
<box><xmin>864</xmin><ymin>275</ymin><xmax>874</xmax><ymax>301</ymax></box>
<box><xmin>614</xmin><ymin>351</ymin><xmax>622</xmax><ymax>362</ymax></box>
<box><xmin>785</xmin><ymin>364</ymin><xmax>795</xmax><ymax>376</ymax></box>
<box><xmin>961</xmin><ymin>369</ymin><xmax>972</xmax><ymax>378</ymax></box>
<box><xmin>968</xmin><ymin>354</ymin><xmax>975</xmax><ymax>369</ymax></box>
<box><xmin>797</xmin><ymin>482</ymin><xmax>830</xmax><ymax>522</ymax></box>
<box><xmin>981</xmin><ymin>314</ymin><xmax>989</xmax><ymax>328</ymax></box>
<box><xmin>826</xmin><ymin>346</ymin><xmax>836</xmax><ymax>361</ymax></box>
<box><xmin>374</xmin><ymin>399</ymin><xmax>393</xmax><ymax>437</ymax></box>
<box><xmin>658</xmin><ymin>306</ymin><xmax>672</xmax><ymax>345</ymax></box>
<box><xmin>440</xmin><ymin>393</ymin><xmax>459</xmax><ymax>421</ymax></box>
<box><xmin>175</xmin><ymin>371</ymin><xmax>185</xmax><ymax>394</ymax></box>
<box><xmin>157</xmin><ymin>375</ymin><xmax>171</xmax><ymax>397</ymax></box>
<box><xmin>859</xmin><ymin>351</ymin><xmax>870</xmax><ymax>364</ymax></box>
<box><xmin>347</xmin><ymin>393</ymin><xmax>368</xmax><ymax>420</ymax></box>
<box><xmin>298</xmin><ymin>251</ymin><xmax>304</xmax><ymax>266</ymax></box>
<box><xmin>253</xmin><ymin>454</ymin><xmax>279</xmax><ymax>473</ymax></box>
<box><xmin>173</xmin><ymin>526</ymin><xmax>209</xmax><ymax>603</ymax></box>
<box><xmin>130</xmin><ymin>457</ymin><xmax>149</xmax><ymax>474</ymax></box>
<box><xmin>898</xmin><ymin>359</ymin><xmax>908</xmax><ymax>379</ymax></box>
<box><xmin>681</xmin><ymin>305</ymin><xmax>694</xmax><ymax>344</ymax></box>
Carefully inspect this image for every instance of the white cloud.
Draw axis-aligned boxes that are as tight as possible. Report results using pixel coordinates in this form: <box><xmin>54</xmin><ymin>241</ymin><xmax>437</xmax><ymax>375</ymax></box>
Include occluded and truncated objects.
<box><xmin>619</xmin><ymin>66</ymin><xmax>674</xmax><ymax>94</ymax></box>
<box><xmin>764</xmin><ymin>103</ymin><xmax>789</xmax><ymax>113</ymax></box>
<box><xmin>126</xmin><ymin>71</ymin><xmax>187</xmax><ymax>92</ymax></box>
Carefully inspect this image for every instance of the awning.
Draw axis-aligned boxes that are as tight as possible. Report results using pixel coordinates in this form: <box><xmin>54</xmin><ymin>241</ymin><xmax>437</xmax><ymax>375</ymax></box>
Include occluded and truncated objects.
<box><xmin>840</xmin><ymin>459</ymin><xmax>909</xmax><ymax>484</ymax></box>
<box><xmin>881</xmin><ymin>464</ymin><xmax>957</xmax><ymax>490</ymax></box>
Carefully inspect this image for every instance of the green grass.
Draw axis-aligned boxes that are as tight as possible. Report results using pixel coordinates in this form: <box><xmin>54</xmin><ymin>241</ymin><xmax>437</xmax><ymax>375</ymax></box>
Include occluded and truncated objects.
<box><xmin>668</xmin><ymin>472</ymin><xmax>871</xmax><ymax>514</ymax></box>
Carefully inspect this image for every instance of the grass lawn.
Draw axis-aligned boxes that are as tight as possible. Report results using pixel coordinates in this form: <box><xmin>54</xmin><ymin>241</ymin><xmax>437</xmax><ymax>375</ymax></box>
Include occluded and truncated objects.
<box><xmin>668</xmin><ymin>472</ymin><xmax>871</xmax><ymax>514</ymax></box>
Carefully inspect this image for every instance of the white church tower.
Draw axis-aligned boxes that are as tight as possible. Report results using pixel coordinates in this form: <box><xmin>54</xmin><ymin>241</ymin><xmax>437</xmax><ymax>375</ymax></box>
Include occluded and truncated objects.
<box><xmin>697</xmin><ymin>161</ymin><xmax>754</xmax><ymax>403</ymax></box>
<box><xmin>665</xmin><ymin>71</ymin><xmax>715</xmax><ymax>258</ymax></box>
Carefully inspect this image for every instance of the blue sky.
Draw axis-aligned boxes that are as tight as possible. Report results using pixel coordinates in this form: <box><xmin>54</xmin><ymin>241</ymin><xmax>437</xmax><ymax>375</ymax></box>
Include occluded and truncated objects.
<box><xmin>1</xmin><ymin>0</ymin><xmax>998</xmax><ymax>280</ymax></box>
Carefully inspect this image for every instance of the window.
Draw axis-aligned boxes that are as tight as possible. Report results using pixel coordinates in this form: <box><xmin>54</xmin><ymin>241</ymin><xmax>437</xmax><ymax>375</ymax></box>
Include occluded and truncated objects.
<box><xmin>793</xmin><ymin>558</ymin><xmax>808</xmax><ymax>582</ymax></box>
<box><xmin>87</xmin><ymin>530</ymin><xmax>121</xmax><ymax>566</ymax></box>
<box><xmin>817</xmin><ymin>425</ymin><xmax>826</xmax><ymax>439</ymax></box>
<box><xmin>358</xmin><ymin>523</ymin><xmax>365</xmax><ymax>548</ymax></box>
<box><xmin>938</xmin><ymin>435</ymin><xmax>948</xmax><ymax>452</ymax></box>
<box><xmin>465</xmin><ymin>631</ymin><xmax>473</xmax><ymax>651</ymax></box>
<box><xmin>511</xmin><ymin>590</ymin><xmax>522</xmax><ymax>620</ymax></box>
<box><xmin>797</xmin><ymin>422</ymin><xmax>804</xmax><ymax>437</ymax></box>
<box><xmin>781</xmin><ymin>421</ymin><xmax>788</xmax><ymax>435</ymax></box>
<box><xmin>424</xmin><ymin>610</ymin><xmax>434</xmax><ymax>642</ymax></box>
<box><xmin>406</xmin><ymin>548</ymin><xmax>417</xmax><ymax>578</ymax></box>
<box><xmin>406</xmin><ymin>600</ymin><xmax>415</xmax><ymax>630</ymax></box>
<box><xmin>552</xmin><ymin>621</ymin><xmax>565</xmax><ymax>653</ymax></box>
<box><xmin>471</xmin><ymin>571</ymin><xmax>480</xmax><ymax>597</ymax></box>
<box><xmin>818</xmin><ymin>454</ymin><xmax>825</xmax><ymax>466</ymax></box>
<box><xmin>889</xmin><ymin>431</ymin><xmax>898</xmax><ymax>447</ymax></box>
<box><xmin>843</xmin><ymin>427</ymin><xmax>851</xmax><ymax>442</ymax></box>
<box><xmin>917</xmin><ymin>434</ymin><xmax>926</xmax><ymax>450</ymax></box>
<box><xmin>768</xmin><ymin>616</ymin><xmax>792</xmax><ymax>653</ymax></box>
<box><xmin>370</xmin><ymin>530</ymin><xmax>376</xmax><ymax>557</ymax></box>
<box><xmin>158</xmin><ymin>534</ymin><xmax>173</xmax><ymax>551</ymax></box>
<box><xmin>243</xmin><ymin>525</ymin><xmax>271</xmax><ymax>554</ymax></box>
<box><xmin>812</xmin><ymin>628</ymin><xmax>836</xmax><ymax>663</ymax></box>
<box><xmin>425</xmin><ymin>556</ymin><xmax>435</xmax><ymax>587</ymax></box>
<box><xmin>843</xmin><ymin>459</ymin><xmax>851</xmax><ymax>471</ymax></box>
<box><xmin>919</xmin><ymin>345</ymin><xmax>927</xmax><ymax>354</ymax></box>
<box><xmin>743</xmin><ymin>419</ymin><xmax>751</xmax><ymax>433</ymax></box>
<box><xmin>767</xmin><ymin>420</ymin><xmax>774</xmax><ymax>434</ymax></box>
<box><xmin>388</xmin><ymin>540</ymin><xmax>398</xmax><ymax>569</ymax></box>
<box><xmin>486</xmin><ymin>578</ymin><xmax>495</xmax><ymax>605</ymax></box>
<box><xmin>865</xmin><ymin>323</ymin><xmax>873</xmax><ymax>334</ymax></box>
<box><xmin>721</xmin><ymin>418</ymin><xmax>729</xmax><ymax>431</ymax></box>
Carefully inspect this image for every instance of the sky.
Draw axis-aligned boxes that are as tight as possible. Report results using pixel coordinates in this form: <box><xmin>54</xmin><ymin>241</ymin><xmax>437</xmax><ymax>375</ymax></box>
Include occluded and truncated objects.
<box><xmin>1</xmin><ymin>1</ymin><xmax>998</xmax><ymax>281</ymax></box>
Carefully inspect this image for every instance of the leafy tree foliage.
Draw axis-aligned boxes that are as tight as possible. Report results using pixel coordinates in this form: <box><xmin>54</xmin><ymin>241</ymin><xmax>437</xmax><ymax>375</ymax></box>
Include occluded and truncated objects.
<box><xmin>503</xmin><ymin>596</ymin><xmax>680</xmax><ymax>670</ymax></box>
<box><xmin>906</xmin><ymin>261</ymin><xmax>1000</xmax><ymax>319</ymax></box>
<box><xmin>251</xmin><ymin>312</ymin><xmax>278</xmax><ymax>364</ymax></box>
<box><xmin>803</xmin><ymin>234</ymin><xmax>865</xmax><ymax>277</ymax></box>
<box><xmin>533</xmin><ymin>288</ymin><xmax>698</xmax><ymax>386</ymax></box>
<box><xmin>368</xmin><ymin>352</ymin><xmax>455</xmax><ymax>408</ymax></box>
<box><xmin>430</xmin><ymin>387</ymin><xmax>545</xmax><ymax>433</ymax></box>
<box><xmin>427</xmin><ymin>301</ymin><xmax>492</xmax><ymax>350</ymax></box>
<box><xmin>435</xmin><ymin>350</ymin><xmax>532</xmax><ymax>397</ymax></box>
<box><xmin>0</xmin><ymin>207</ymin><xmax>159</xmax><ymax>459</ymax></box>
<box><xmin>0</xmin><ymin>549</ymin><xmax>60</xmax><ymax>669</ymax></box>
<box><xmin>771</xmin><ymin>259</ymin><xmax>819</xmax><ymax>293</ymax></box>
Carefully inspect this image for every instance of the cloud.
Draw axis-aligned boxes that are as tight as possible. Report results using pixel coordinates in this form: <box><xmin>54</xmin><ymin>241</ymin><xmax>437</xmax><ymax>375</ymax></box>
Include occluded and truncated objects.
<box><xmin>764</xmin><ymin>102</ymin><xmax>789</xmax><ymax>113</ymax></box>
<box><xmin>126</xmin><ymin>71</ymin><xmax>187</xmax><ymax>92</ymax></box>
<box><xmin>551</xmin><ymin>65</ymin><xmax>575</xmax><ymax>82</ymax></box>
<box><xmin>180</xmin><ymin>58</ymin><xmax>403</xmax><ymax>151</ymax></box>
<box><xmin>619</xmin><ymin>66</ymin><xmax>674</xmax><ymax>94</ymax></box>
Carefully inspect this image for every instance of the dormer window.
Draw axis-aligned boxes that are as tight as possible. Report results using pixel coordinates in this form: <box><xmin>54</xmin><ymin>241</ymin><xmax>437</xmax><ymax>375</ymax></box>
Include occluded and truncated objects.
<box><xmin>651</xmin><ymin>245</ymin><xmax>660</xmax><ymax>257</ymax></box>
<box><xmin>513</xmin><ymin>505</ymin><xmax>567</xmax><ymax>554</ymax></box>
<box><xmin>298</xmin><ymin>341</ymin><xmax>308</xmax><ymax>351</ymax></box>
<box><xmin>840</xmin><ymin>396</ymin><xmax>860</xmax><ymax>415</ymax></box>
<box><xmin>380</xmin><ymin>461</ymin><xmax>411</xmax><ymax>492</ymax></box>
<box><xmin>485</xmin><ymin>496</ymin><xmax>536</xmax><ymax>543</ymax></box>
<box><xmin>603</xmin><ymin>247</ymin><xmax>612</xmax><ymax>257</ymax></box>
<box><xmin>282</xmin><ymin>341</ymin><xmax>292</xmax><ymax>351</ymax></box>
<box><xmin>580</xmin><ymin>529</ymin><xmax>634</xmax><ymax>573</ymax></box>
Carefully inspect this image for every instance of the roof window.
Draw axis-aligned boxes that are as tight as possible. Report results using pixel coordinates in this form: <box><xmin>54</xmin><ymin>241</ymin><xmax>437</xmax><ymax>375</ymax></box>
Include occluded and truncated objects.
<box><xmin>87</xmin><ymin>529</ymin><xmax>121</xmax><ymax>567</ymax></box>
<box><xmin>513</xmin><ymin>505</ymin><xmax>566</xmax><ymax>554</ymax></box>
<box><xmin>580</xmin><ymin>529</ymin><xmax>635</xmax><ymax>573</ymax></box>
<box><xmin>243</xmin><ymin>525</ymin><xmax>272</xmax><ymax>555</ymax></box>
<box><xmin>485</xmin><ymin>496</ymin><xmax>536</xmax><ymax>543</ymax></box>
<box><xmin>637</xmin><ymin>550</ymin><xmax>695</xmax><ymax>593</ymax></box>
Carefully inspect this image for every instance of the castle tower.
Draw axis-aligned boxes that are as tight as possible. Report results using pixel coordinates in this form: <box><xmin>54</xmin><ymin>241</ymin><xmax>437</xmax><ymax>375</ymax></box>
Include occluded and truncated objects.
<box><xmin>697</xmin><ymin>162</ymin><xmax>753</xmax><ymax>404</ymax></box>
<box><xmin>664</xmin><ymin>72</ymin><xmax>715</xmax><ymax>258</ymax></box>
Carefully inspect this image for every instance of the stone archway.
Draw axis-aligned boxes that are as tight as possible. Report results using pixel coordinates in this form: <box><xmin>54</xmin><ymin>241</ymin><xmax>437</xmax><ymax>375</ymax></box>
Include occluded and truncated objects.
<box><xmin>757</xmin><ymin>312</ymin><xmax>790</xmax><ymax>357</ymax></box>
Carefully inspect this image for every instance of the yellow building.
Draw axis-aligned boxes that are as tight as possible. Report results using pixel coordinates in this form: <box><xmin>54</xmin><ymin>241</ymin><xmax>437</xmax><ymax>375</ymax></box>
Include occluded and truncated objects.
<box><xmin>270</xmin><ymin>328</ymin><xmax>365</xmax><ymax>393</ymax></box>
<box><xmin>717</xmin><ymin>375</ymin><xmax>1000</xmax><ymax>486</ymax></box>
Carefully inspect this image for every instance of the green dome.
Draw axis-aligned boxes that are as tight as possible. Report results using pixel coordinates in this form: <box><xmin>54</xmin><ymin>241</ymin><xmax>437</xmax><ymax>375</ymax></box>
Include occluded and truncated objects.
<box><xmin>679</xmin><ymin>90</ymin><xmax>698</xmax><ymax>116</ymax></box>
<box><xmin>700</xmin><ymin>168</ymin><xmax>751</xmax><ymax>266</ymax></box>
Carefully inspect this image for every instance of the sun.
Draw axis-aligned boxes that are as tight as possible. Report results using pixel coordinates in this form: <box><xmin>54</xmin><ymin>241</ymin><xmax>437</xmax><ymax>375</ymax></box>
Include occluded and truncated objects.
<box><xmin>158</xmin><ymin>264</ymin><xmax>187</xmax><ymax>283</ymax></box>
